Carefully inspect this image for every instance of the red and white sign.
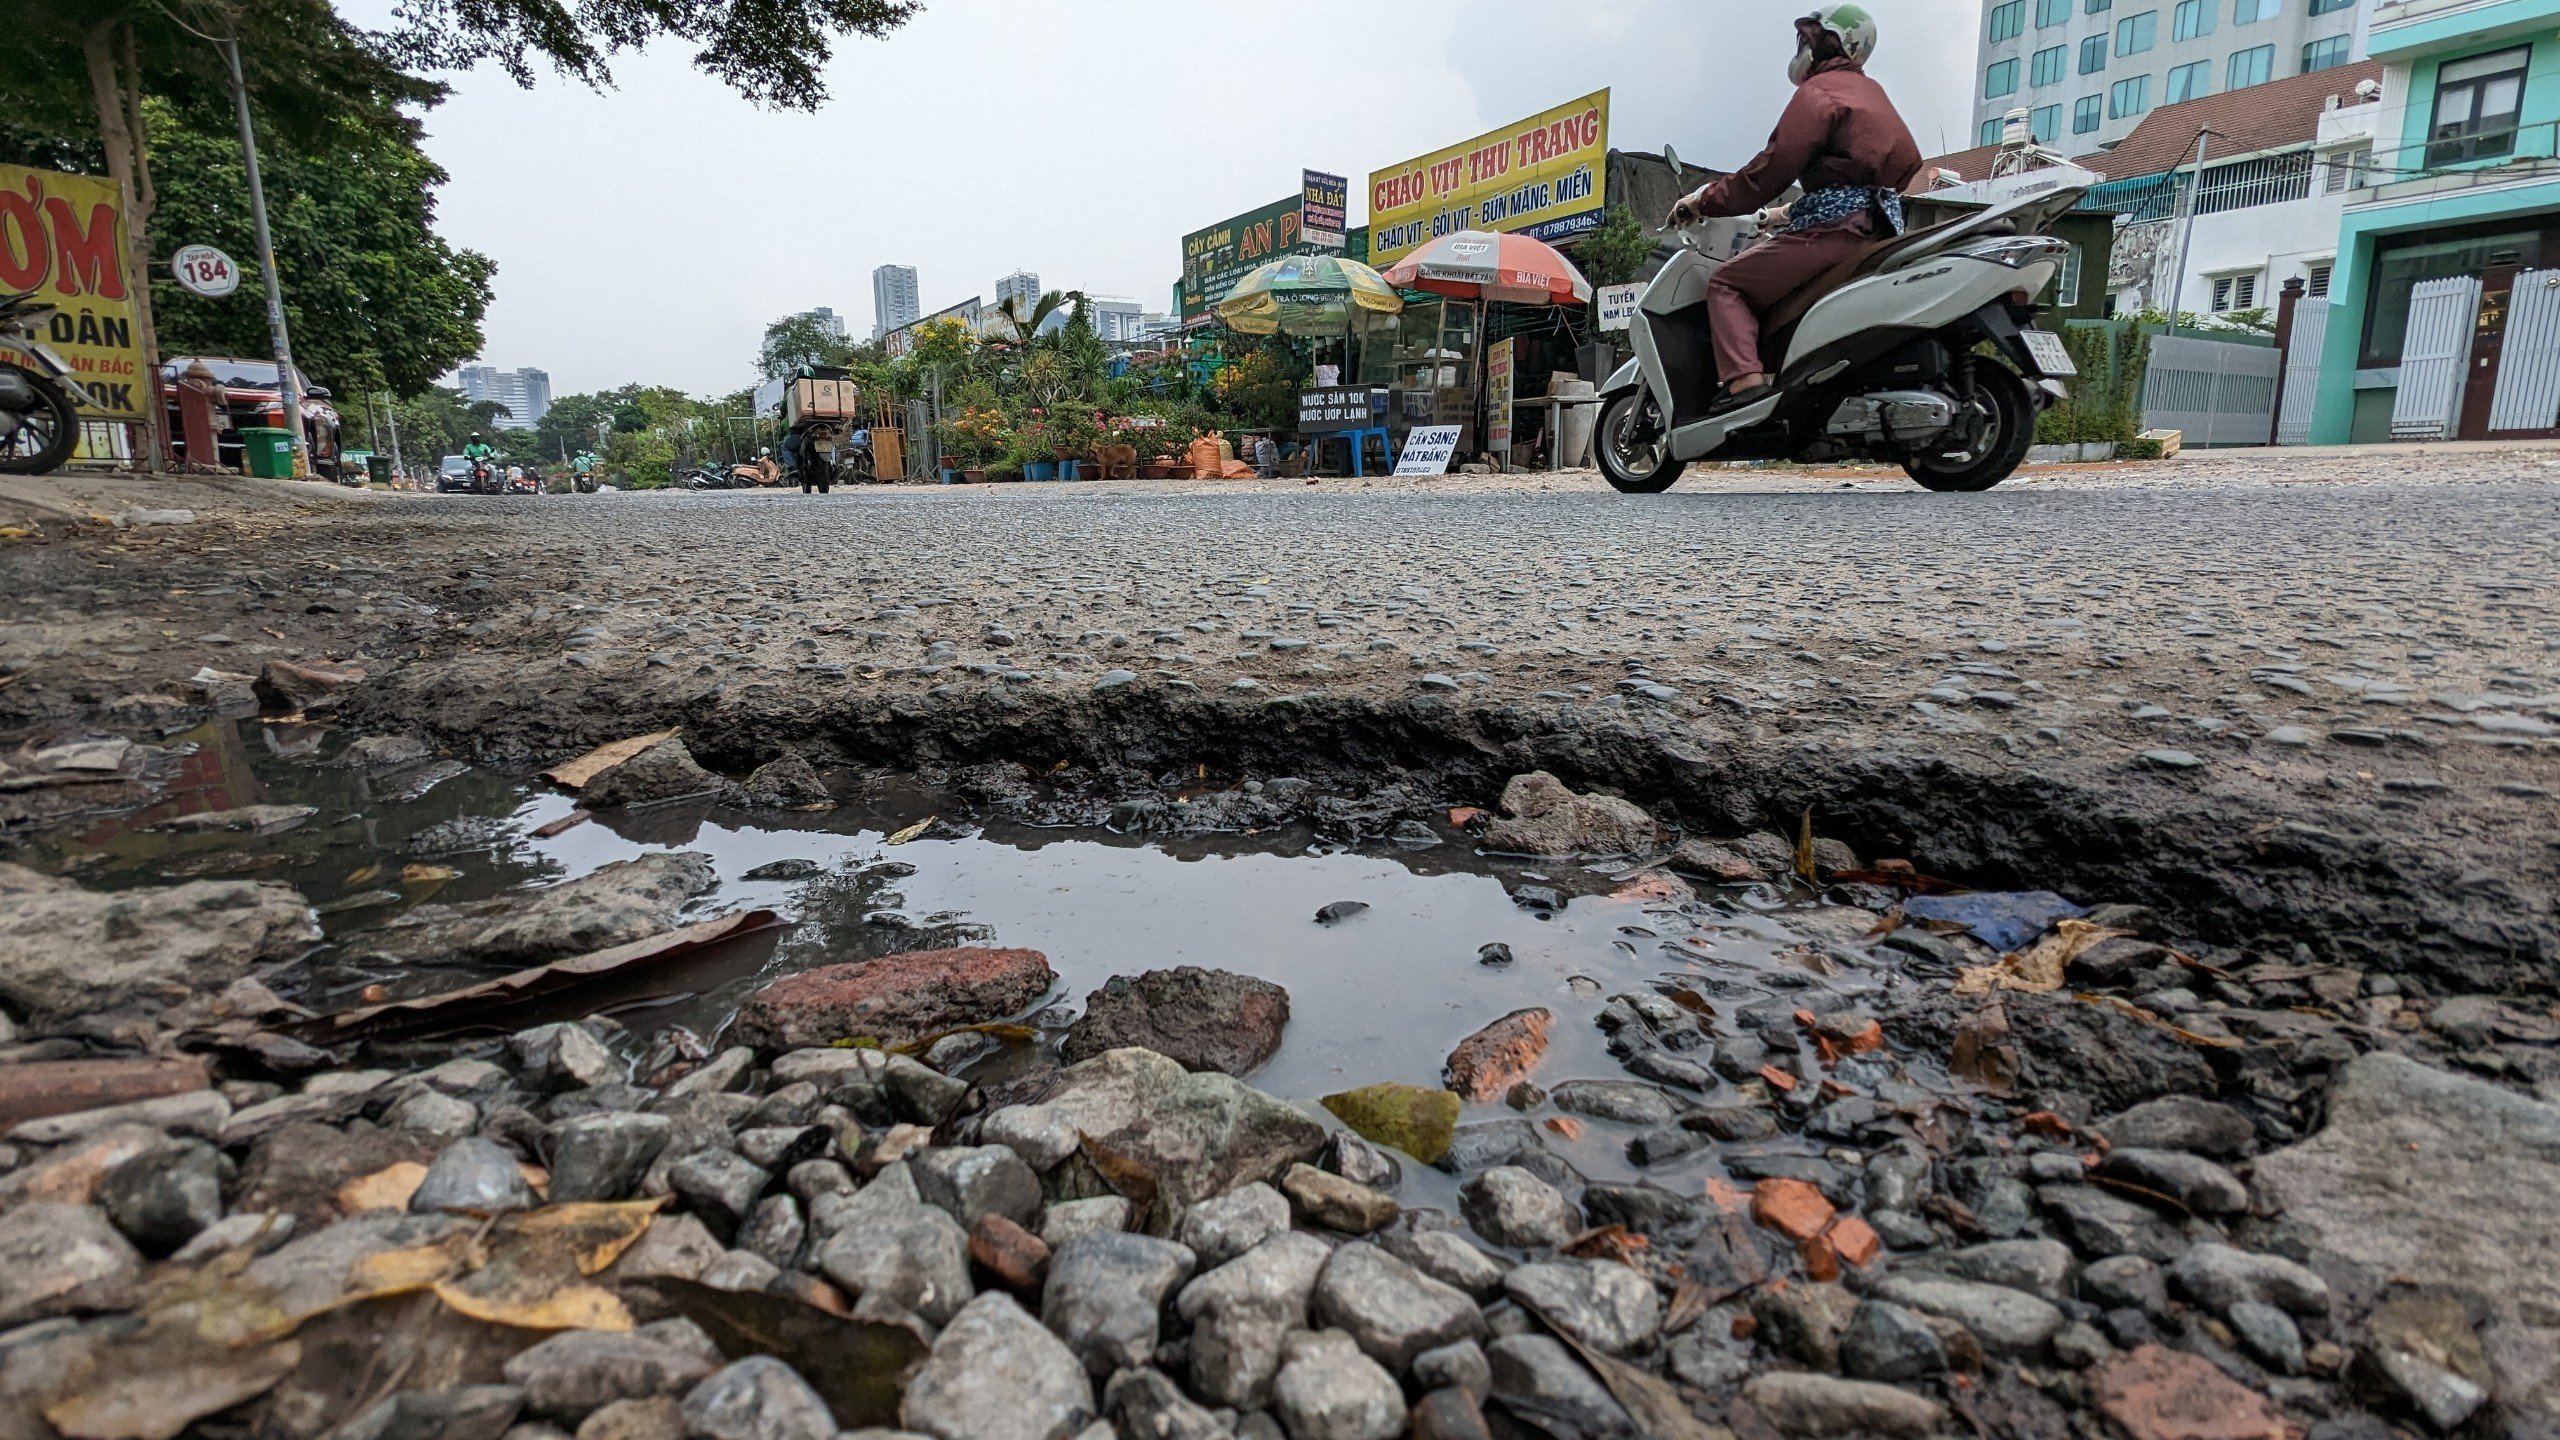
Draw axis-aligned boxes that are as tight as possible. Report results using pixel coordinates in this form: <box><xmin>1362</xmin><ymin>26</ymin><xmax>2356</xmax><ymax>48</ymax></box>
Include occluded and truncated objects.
<box><xmin>171</xmin><ymin>244</ymin><xmax>240</xmax><ymax>299</ymax></box>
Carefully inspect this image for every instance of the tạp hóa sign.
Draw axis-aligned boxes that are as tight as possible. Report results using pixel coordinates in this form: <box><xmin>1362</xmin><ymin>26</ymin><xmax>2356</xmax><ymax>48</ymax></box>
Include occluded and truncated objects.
<box><xmin>1181</xmin><ymin>196</ymin><xmax>1309</xmax><ymax>324</ymax></box>
<box><xmin>0</xmin><ymin>165</ymin><xmax>147</xmax><ymax>420</ymax></box>
<box><xmin>1367</xmin><ymin>90</ymin><xmax>1610</xmax><ymax>268</ymax></box>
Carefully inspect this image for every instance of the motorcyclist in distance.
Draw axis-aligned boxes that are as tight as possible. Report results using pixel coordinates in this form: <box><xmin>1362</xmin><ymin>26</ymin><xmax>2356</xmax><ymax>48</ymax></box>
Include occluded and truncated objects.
<box><xmin>1668</xmin><ymin>5</ymin><xmax>1922</xmax><ymax>417</ymax></box>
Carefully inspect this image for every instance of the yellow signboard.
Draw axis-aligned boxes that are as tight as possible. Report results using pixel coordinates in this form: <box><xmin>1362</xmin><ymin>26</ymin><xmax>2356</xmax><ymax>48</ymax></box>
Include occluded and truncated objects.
<box><xmin>1367</xmin><ymin>90</ymin><xmax>1610</xmax><ymax>267</ymax></box>
<box><xmin>0</xmin><ymin>165</ymin><xmax>147</xmax><ymax>420</ymax></box>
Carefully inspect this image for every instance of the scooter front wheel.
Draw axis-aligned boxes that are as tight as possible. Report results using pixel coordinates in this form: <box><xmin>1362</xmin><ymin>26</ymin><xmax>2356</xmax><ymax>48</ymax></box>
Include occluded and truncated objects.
<box><xmin>1597</xmin><ymin>391</ymin><xmax>1685</xmax><ymax>495</ymax></box>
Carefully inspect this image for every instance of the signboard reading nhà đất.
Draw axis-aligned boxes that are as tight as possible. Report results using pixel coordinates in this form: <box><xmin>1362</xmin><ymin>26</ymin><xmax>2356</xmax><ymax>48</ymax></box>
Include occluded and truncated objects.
<box><xmin>0</xmin><ymin>165</ymin><xmax>148</xmax><ymax>420</ymax></box>
<box><xmin>1366</xmin><ymin>90</ymin><xmax>1610</xmax><ymax>267</ymax></box>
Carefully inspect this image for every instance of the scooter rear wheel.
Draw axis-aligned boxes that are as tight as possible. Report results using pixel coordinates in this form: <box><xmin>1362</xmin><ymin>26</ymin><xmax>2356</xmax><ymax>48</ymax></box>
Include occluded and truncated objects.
<box><xmin>1597</xmin><ymin>391</ymin><xmax>1685</xmax><ymax>495</ymax></box>
<box><xmin>0</xmin><ymin>364</ymin><xmax>79</xmax><ymax>476</ymax></box>
<box><xmin>1904</xmin><ymin>366</ymin><xmax>2035</xmax><ymax>493</ymax></box>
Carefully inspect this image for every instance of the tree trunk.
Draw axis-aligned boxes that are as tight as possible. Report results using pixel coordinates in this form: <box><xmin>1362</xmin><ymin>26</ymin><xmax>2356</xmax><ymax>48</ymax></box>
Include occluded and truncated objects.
<box><xmin>84</xmin><ymin>19</ymin><xmax>164</xmax><ymax>473</ymax></box>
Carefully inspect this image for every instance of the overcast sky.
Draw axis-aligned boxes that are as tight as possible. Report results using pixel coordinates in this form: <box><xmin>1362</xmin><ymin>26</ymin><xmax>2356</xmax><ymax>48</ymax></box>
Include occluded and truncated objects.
<box><xmin>348</xmin><ymin>0</ymin><xmax>1979</xmax><ymax>398</ymax></box>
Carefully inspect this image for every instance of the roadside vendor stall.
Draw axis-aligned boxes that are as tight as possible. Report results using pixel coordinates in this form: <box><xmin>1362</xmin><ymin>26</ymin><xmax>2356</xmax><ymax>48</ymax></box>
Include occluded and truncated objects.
<box><xmin>1380</xmin><ymin>229</ymin><xmax>1595</xmax><ymax>469</ymax></box>
<box><xmin>1215</xmin><ymin>253</ymin><xmax>1406</xmax><ymax>476</ymax></box>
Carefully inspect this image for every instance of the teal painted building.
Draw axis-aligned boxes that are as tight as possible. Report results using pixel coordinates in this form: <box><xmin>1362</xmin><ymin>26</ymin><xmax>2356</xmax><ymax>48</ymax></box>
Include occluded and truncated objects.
<box><xmin>2309</xmin><ymin>0</ymin><xmax>2560</xmax><ymax>442</ymax></box>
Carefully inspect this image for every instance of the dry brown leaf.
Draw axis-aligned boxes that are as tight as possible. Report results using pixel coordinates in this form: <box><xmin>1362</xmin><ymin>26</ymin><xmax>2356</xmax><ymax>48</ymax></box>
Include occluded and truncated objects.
<box><xmin>1955</xmin><ymin>919</ymin><xmax>2131</xmax><ymax>996</ymax></box>
<box><xmin>43</xmin><ymin>1333</ymin><xmax>302</xmax><ymax>1440</ymax></box>
<box><xmin>2077</xmin><ymin>993</ymin><xmax>2246</xmax><ymax>1049</ymax></box>
<box><xmin>335</xmin><ymin>1162</ymin><xmax>428</xmax><ymax>1214</ymax></box>
<box><xmin>885</xmin><ymin>816</ymin><xmax>935</xmax><ymax>845</ymax></box>
<box><xmin>339</xmin><ymin>1201</ymin><xmax>662</xmax><ymax>1332</ymax></box>
<box><xmin>543</xmin><ymin>729</ymin><xmax>681</xmax><ymax>791</ymax></box>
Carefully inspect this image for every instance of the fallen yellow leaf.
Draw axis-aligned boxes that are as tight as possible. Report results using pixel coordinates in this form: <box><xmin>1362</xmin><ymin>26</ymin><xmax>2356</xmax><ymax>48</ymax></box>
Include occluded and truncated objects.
<box><xmin>885</xmin><ymin>817</ymin><xmax>935</xmax><ymax>845</ymax></box>
<box><xmin>334</xmin><ymin>1162</ymin><xmax>427</xmax><ymax>1213</ymax></box>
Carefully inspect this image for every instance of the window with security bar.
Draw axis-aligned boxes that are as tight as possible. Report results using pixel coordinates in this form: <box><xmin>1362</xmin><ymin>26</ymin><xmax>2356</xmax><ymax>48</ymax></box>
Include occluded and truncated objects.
<box><xmin>2427</xmin><ymin>47</ymin><xmax>2530</xmax><ymax>168</ymax></box>
<box><xmin>2307</xmin><ymin>264</ymin><xmax>2332</xmax><ymax>299</ymax></box>
<box><xmin>2212</xmin><ymin>273</ymin><xmax>2261</xmax><ymax>312</ymax></box>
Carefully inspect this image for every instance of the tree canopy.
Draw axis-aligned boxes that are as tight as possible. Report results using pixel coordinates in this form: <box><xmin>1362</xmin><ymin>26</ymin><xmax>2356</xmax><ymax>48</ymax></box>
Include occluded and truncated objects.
<box><xmin>758</xmin><ymin>312</ymin><xmax>856</xmax><ymax>379</ymax></box>
<box><xmin>146</xmin><ymin>96</ymin><xmax>495</xmax><ymax>397</ymax></box>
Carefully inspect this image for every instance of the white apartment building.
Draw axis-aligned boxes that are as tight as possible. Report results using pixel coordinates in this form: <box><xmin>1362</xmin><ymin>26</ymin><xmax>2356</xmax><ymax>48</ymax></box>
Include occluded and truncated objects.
<box><xmin>456</xmin><ymin>364</ymin><xmax>551</xmax><ymax>430</ymax></box>
<box><xmin>995</xmin><ymin>271</ymin><xmax>1043</xmax><ymax>312</ymax></box>
<box><xmin>1086</xmin><ymin>296</ymin><xmax>1146</xmax><ymax>343</ymax></box>
<box><xmin>871</xmin><ymin>266</ymin><xmax>919</xmax><ymax>340</ymax></box>
<box><xmin>1971</xmin><ymin>0</ymin><xmax>2374</xmax><ymax>152</ymax></box>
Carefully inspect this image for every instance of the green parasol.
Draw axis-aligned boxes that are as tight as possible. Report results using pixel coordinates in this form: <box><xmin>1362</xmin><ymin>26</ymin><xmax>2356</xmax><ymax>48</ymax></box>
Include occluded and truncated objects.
<box><xmin>1214</xmin><ymin>253</ymin><xmax>1405</xmax><ymax>336</ymax></box>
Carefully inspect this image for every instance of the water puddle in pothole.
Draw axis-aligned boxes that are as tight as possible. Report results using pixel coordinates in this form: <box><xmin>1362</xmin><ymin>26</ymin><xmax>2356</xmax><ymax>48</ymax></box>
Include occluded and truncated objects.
<box><xmin>7</xmin><ymin>718</ymin><xmax>1954</xmax><ymax>1211</ymax></box>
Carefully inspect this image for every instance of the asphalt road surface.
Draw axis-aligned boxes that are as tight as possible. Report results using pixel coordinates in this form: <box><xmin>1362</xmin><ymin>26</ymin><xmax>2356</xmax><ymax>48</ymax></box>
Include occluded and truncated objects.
<box><xmin>3</xmin><ymin>447</ymin><xmax>2556</xmax><ymax>988</ymax></box>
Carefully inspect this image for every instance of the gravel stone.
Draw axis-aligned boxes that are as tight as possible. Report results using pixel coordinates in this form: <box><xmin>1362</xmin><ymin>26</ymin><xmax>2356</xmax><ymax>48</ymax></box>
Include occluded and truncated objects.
<box><xmin>1840</xmin><ymin>1300</ymin><xmax>1948</xmax><ymax>1381</ymax></box>
<box><xmin>1459</xmin><ymin>1166</ymin><xmax>1578</xmax><ymax>1250</ymax></box>
<box><xmin>1501</xmin><ymin>1260</ymin><xmax>1662</xmax><ymax>1356</ymax></box>
<box><xmin>410</xmin><ymin>1136</ymin><xmax>537</xmax><ymax>1216</ymax></box>
<box><xmin>1099</xmin><ymin>1368</ymin><xmax>1230</xmax><ymax>1440</ymax></box>
<box><xmin>1312</xmin><ymin>1241</ymin><xmax>1486</xmax><ymax>1374</ymax></box>
<box><xmin>1412</xmin><ymin>1339</ymin><xmax>1491</xmax><ymax>1398</ymax></box>
<box><xmin>0</xmin><ymin>1202</ymin><xmax>140</xmax><ymax>1325</ymax></box>
<box><xmin>1177</xmin><ymin>1183</ymin><xmax>1290</xmax><ymax>1268</ymax></box>
<box><xmin>503</xmin><ymin>1329</ymin><xmax>722</xmax><ymax>1422</ymax></box>
<box><xmin>97</xmin><ymin>1139</ymin><xmax>226</xmax><ymax>1255</ymax></box>
<box><xmin>1742</xmin><ymin>1373</ymin><xmax>1946</xmax><ymax>1437</ymax></box>
<box><xmin>899</xmin><ymin>1292</ymin><xmax>1095</xmax><ymax>1440</ymax></box>
<box><xmin>911</xmin><ymin>1145</ymin><xmax>1041</xmax><ymax>1229</ymax></box>
<box><xmin>2096</xmin><ymin>1148</ymin><xmax>2249</xmax><ymax>1216</ymax></box>
<box><xmin>668</xmin><ymin>1149</ymin><xmax>770</xmax><ymax>1229</ymax></box>
<box><xmin>2166</xmin><ymin>1242</ymin><xmax>2331</xmax><ymax>1318</ymax></box>
<box><xmin>1271</xmin><ymin>1330</ymin><xmax>1404</xmax><ymax>1440</ymax></box>
<box><xmin>678</xmin><ymin>1357</ymin><xmax>834</xmax><ymax>1440</ymax></box>
<box><xmin>1484</xmin><ymin>1334</ymin><xmax>1632</xmax><ymax>1436</ymax></box>
<box><xmin>1039</xmin><ymin>1196</ymin><xmax>1132</xmax><ymax>1249</ymax></box>
<box><xmin>1870</xmin><ymin>1276</ymin><xmax>2065</xmax><ymax>1356</ymax></box>
<box><xmin>2079</xmin><ymin>1255</ymin><xmax>2169</xmax><ymax>1315</ymax></box>
<box><xmin>1041</xmin><ymin>1232</ymin><xmax>1198</xmax><ymax>1377</ymax></box>
<box><xmin>812</xmin><ymin>1162</ymin><xmax>974</xmax><ymax>1324</ymax></box>
<box><xmin>1177</xmin><ymin>1231</ymin><xmax>1330</xmax><ymax>1409</ymax></box>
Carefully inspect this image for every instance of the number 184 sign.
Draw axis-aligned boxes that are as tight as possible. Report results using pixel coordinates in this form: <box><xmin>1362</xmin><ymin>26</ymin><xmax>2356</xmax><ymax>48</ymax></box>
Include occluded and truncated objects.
<box><xmin>171</xmin><ymin>244</ymin><xmax>240</xmax><ymax>299</ymax></box>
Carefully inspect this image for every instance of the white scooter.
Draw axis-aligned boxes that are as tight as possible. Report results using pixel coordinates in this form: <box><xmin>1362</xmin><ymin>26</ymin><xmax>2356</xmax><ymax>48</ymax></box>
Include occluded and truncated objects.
<box><xmin>1597</xmin><ymin>178</ymin><xmax>2086</xmax><ymax>494</ymax></box>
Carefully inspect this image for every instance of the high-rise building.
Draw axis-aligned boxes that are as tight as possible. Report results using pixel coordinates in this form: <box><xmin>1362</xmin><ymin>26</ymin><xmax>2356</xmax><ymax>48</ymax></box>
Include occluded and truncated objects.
<box><xmin>1087</xmin><ymin>297</ymin><xmax>1146</xmax><ymax>343</ymax></box>
<box><xmin>798</xmin><ymin>306</ymin><xmax>847</xmax><ymax>340</ymax></box>
<box><xmin>995</xmin><ymin>271</ymin><xmax>1043</xmax><ymax>313</ymax></box>
<box><xmin>456</xmin><ymin>364</ymin><xmax>551</xmax><ymax>431</ymax></box>
<box><xmin>1969</xmin><ymin>0</ymin><xmax>2373</xmax><ymax>152</ymax></box>
<box><xmin>870</xmin><ymin>266</ymin><xmax>919</xmax><ymax>340</ymax></box>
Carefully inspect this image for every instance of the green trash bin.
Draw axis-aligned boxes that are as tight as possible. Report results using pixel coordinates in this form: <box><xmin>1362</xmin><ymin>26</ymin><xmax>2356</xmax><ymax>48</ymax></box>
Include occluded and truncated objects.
<box><xmin>365</xmin><ymin>453</ymin><xmax>392</xmax><ymax>486</ymax></box>
<box><xmin>238</xmin><ymin>427</ymin><xmax>296</xmax><ymax>479</ymax></box>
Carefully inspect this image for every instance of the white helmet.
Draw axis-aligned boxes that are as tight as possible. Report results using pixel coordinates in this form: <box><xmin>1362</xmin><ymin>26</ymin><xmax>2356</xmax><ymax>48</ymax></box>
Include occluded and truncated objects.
<box><xmin>1791</xmin><ymin>3</ymin><xmax>1879</xmax><ymax>84</ymax></box>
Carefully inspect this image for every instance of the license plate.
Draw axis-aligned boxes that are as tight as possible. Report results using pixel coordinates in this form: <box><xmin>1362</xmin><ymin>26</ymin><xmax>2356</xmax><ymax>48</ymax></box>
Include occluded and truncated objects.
<box><xmin>2020</xmin><ymin>329</ymin><xmax>2076</xmax><ymax>377</ymax></box>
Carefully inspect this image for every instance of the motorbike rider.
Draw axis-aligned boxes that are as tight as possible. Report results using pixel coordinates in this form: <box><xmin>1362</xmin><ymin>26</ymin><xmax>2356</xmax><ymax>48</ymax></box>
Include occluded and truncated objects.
<box><xmin>461</xmin><ymin>432</ymin><xmax>496</xmax><ymax>485</ymax></box>
<box><xmin>1668</xmin><ymin>4</ymin><xmax>1922</xmax><ymax>417</ymax></box>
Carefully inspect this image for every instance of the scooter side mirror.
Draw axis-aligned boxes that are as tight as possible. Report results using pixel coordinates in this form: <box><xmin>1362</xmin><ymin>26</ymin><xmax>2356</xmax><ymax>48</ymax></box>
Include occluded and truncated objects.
<box><xmin>1661</xmin><ymin>145</ymin><xmax>1681</xmax><ymax>175</ymax></box>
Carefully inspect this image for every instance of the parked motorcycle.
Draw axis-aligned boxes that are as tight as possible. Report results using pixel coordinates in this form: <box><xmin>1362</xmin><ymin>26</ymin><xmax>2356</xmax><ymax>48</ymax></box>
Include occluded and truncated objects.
<box><xmin>0</xmin><ymin>290</ymin><xmax>83</xmax><ymax>475</ymax></box>
<box><xmin>1597</xmin><ymin>185</ymin><xmax>2084</xmax><ymax>495</ymax></box>
<box><xmin>677</xmin><ymin>465</ymin><xmax>732</xmax><ymax>490</ymax></box>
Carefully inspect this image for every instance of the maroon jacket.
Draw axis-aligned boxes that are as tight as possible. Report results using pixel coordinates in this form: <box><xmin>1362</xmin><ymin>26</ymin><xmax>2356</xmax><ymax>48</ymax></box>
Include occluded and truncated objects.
<box><xmin>1693</xmin><ymin>58</ymin><xmax>1923</xmax><ymax>219</ymax></box>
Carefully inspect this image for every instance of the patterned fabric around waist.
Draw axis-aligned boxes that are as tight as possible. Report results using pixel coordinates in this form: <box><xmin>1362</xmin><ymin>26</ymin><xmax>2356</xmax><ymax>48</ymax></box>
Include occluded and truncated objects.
<box><xmin>1784</xmin><ymin>184</ymin><xmax>1905</xmax><ymax>237</ymax></box>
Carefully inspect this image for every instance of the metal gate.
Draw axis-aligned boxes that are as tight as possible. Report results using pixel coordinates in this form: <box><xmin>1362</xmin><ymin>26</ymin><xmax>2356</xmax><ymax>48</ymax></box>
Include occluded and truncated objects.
<box><xmin>2141</xmin><ymin>333</ymin><xmax>2281</xmax><ymax>447</ymax></box>
<box><xmin>2391</xmin><ymin>276</ymin><xmax>2482</xmax><ymax>440</ymax></box>
<box><xmin>2488</xmin><ymin>268</ymin><xmax>2560</xmax><ymax>433</ymax></box>
<box><xmin>2275</xmin><ymin>302</ymin><xmax>2331</xmax><ymax>446</ymax></box>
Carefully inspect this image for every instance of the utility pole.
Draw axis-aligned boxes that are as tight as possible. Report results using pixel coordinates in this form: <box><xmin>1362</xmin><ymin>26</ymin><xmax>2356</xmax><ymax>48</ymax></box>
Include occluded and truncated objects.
<box><xmin>217</xmin><ymin>35</ymin><xmax>308</xmax><ymax>476</ymax></box>
<box><xmin>2165</xmin><ymin>127</ymin><xmax>2215</xmax><ymax>338</ymax></box>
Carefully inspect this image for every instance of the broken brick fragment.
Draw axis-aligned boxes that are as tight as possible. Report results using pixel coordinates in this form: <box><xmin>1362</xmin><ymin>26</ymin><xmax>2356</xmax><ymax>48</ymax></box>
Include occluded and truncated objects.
<box><xmin>1750</xmin><ymin>1178</ymin><xmax>1836</xmax><ymax>1242</ymax></box>
<box><xmin>1827</xmin><ymin>1215</ymin><xmax>1881</xmax><ymax>1269</ymax></box>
